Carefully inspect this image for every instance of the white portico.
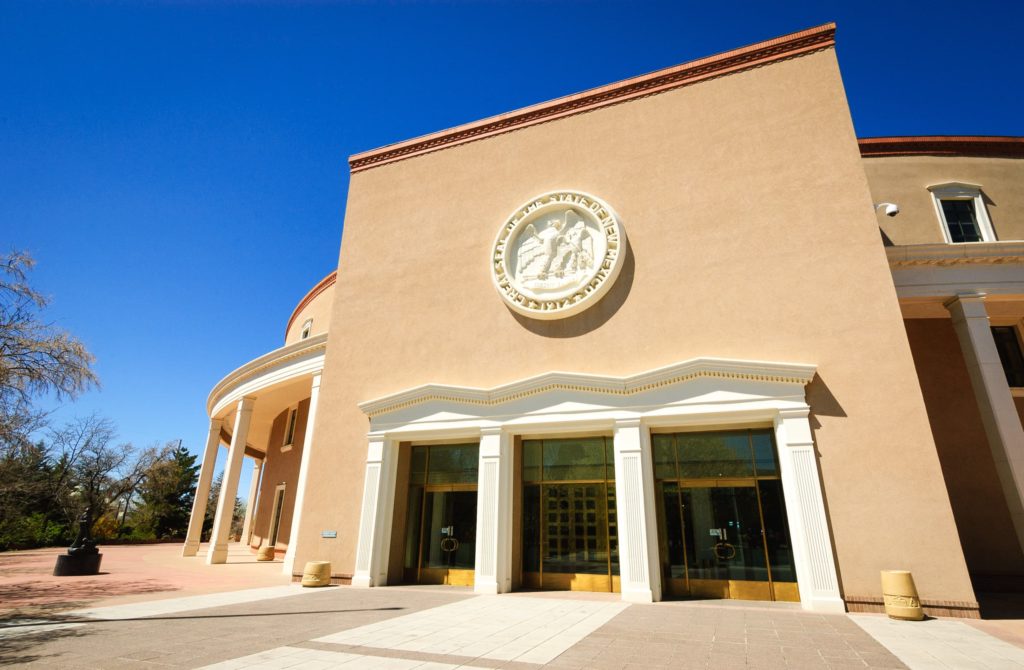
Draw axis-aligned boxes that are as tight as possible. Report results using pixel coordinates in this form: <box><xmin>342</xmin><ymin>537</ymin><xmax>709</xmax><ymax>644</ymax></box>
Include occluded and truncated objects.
<box><xmin>350</xmin><ymin>357</ymin><xmax>846</xmax><ymax>614</ymax></box>
<box><xmin>182</xmin><ymin>333</ymin><xmax>326</xmax><ymax>574</ymax></box>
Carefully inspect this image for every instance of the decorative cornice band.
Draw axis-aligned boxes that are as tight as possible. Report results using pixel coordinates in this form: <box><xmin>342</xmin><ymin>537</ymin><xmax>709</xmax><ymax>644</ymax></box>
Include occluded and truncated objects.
<box><xmin>859</xmin><ymin>136</ymin><xmax>1024</xmax><ymax>159</ymax></box>
<box><xmin>358</xmin><ymin>358</ymin><xmax>817</xmax><ymax>419</ymax></box>
<box><xmin>348</xmin><ymin>23</ymin><xmax>835</xmax><ymax>173</ymax></box>
<box><xmin>284</xmin><ymin>271</ymin><xmax>338</xmax><ymax>338</ymax></box>
<box><xmin>206</xmin><ymin>334</ymin><xmax>329</xmax><ymax>415</ymax></box>
<box><xmin>887</xmin><ymin>242</ymin><xmax>1024</xmax><ymax>267</ymax></box>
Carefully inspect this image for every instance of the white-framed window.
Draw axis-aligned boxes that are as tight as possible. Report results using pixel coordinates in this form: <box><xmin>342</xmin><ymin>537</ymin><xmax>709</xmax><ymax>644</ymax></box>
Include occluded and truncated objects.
<box><xmin>282</xmin><ymin>406</ymin><xmax>298</xmax><ymax>451</ymax></box>
<box><xmin>300</xmin><ymin>319</ymin><xmax>313</xmax><ymax>340</ymax></box>
<box><xmin>928</xmin><ymin>182</ymin><xmax>996</xmax><ymax>244</ymax></box>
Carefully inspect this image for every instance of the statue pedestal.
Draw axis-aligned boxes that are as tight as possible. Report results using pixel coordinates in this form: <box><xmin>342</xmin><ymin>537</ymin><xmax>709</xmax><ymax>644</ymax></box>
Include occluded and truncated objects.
<box><xmin>53</xmin><ymin>553</ymin><xmax>102</xmax><ymax>576</ymax></box>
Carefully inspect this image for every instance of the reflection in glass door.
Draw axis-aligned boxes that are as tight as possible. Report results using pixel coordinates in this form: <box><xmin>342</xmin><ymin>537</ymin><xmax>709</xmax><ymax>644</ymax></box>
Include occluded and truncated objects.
<box><xmin>403</xmin><ymin>444</ymin><xmax>479</xmax><ymax>586</ymax></box>
<box><xmin>655</xmin><ymin>429</ymin><xmax>798</xmax><ymax>602</ymax></box>
<box><xmin>522</xmin><ymin>437</ymin><xmax>620</xmax><ymax>592</ymax></box>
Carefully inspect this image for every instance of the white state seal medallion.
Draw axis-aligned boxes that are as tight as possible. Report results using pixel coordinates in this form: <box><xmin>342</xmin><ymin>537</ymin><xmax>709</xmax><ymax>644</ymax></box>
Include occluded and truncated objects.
<box><xmin>491</xmin><ymin>191</ymin><xmax>626</xmax><ymax>320</ymax></box>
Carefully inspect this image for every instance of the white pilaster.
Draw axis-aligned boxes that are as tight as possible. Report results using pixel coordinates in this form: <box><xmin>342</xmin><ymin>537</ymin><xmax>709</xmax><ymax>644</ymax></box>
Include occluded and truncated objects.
<box><xmin>612</xmin><ymin>419</ymin><xmax>661</xmax><ymax>603</ymax></box>
<box><xmin>774</xmin><ymin>408</ymin><xmax>845</xmax><ymax>613</ymax></box>
<box><xmin>282</xmin><ymin>372</ymin><xmax>323</xmax><ymax>576</ymax></box>
<box><xmin>474</xmin><ymin>427</ymin><xmax>513</xmax><ymax>594</ymax></box>
<box><xmin>207</xmin><ymin>397</ymin><xmax>256</xmax><ymax>564</ymax></box>
<box><xmin>182</xmin><ymin>419</ymin><xmax>222</xmax><ymax>557</ymax></box>
<box><xmin>946</xmin><ymin>293</ymin><xmax>1024</xmax><ymax>555</ymax></box>
<box><xmin>240</xmin><ymin>458</ymin><xmax>263</xmax><ymax>547</ymax></box>
<box><xmin>352</xmin><ymin>432</ymin><xmax>399</xmax><ymax>587</ymax></box>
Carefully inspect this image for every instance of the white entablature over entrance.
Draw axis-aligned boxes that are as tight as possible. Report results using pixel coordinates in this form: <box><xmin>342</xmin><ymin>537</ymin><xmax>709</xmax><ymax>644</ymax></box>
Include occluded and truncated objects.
<box><xmin>351</xmin><ymin>357</ymin><xmax>846</xmax><ymax>614</ymax></box>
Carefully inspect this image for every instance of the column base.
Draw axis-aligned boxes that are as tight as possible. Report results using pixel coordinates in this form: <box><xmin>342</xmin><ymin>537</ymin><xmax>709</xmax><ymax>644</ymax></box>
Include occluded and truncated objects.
<box><xmin>351</xmin><ymin>574</ymin><xmax>372</xmax><ymax>588</ymax></box>
<box><xmin>280</xmin><ymin>552</ymin><xmax>295</xmax><ymax>577</ymax></box>
<box><xmin>620</xmin><ymin>588</ymin><xmax>654</xmax><ymax>603</ymax></box>
<box><xmin>181</xmin><ymin>540</ymin><xmax>200</xmax><ymax>557</ymax></box>
<box><xmin>474</xmin><ymin>580</ymin><xmax>500</xmax><ymax>595</ymax></box>
<box><xmin>206</xmin><ymin>543</ymin><xmax>229</xmax><ymax>565</ymax></box>
<box><xmin>803</xmin><ymin>595</ymin><xmax>847</xmax><ymax>614</ymax></box>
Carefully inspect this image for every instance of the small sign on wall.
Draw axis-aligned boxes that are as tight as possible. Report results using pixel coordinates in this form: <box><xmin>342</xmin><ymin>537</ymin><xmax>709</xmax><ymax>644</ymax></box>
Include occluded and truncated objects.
<box><xmin>321</xmin><ymin>530</ymin><xmax>338</xmax><ymax>539</ymax></box>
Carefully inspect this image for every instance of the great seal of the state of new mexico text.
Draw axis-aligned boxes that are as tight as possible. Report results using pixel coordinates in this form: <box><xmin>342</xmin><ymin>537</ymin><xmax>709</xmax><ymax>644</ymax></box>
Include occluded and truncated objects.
<box><xmin>491</xmin><ymin>191</ymin><xmax>627</xmax><ymax>320</ymax></box>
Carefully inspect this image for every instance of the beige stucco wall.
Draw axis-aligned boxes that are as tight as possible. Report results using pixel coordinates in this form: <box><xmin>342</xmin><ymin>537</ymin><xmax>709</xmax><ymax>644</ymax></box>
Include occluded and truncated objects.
<box><xmin>863</xmin><ymin>156</ymin><xmax>1024</xmax><ymax>246</ymax></box>
<box><xmin>249</xmin><ymin>399</ymin><xmax>310</xmax><ymax>552</ymax></box>
<box><xmin>297</xmin><ymin>48</ymin><xmax>975</xmax><ymax>605</ymax></box>
<box><xmin>284</xmin><ymin>280</ymin><xmax>336</xmax><ymax>346</ymax></box>
<box><xmin>904</xmin><ymin>318</ymin><xmax>1024</xmax><ymax>586</ymax></box>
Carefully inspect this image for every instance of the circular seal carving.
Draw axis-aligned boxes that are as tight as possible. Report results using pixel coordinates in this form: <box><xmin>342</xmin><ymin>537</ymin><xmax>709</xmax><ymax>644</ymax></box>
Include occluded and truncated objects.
<box><xmin>491</xmin><ymin>191</ymin><xmax>626</xmax><ymax>320</ymax></box>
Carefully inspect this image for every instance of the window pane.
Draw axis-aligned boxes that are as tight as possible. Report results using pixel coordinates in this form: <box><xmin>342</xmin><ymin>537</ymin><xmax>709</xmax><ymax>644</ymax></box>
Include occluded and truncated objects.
<box><xmin>751</xmin><ymin>430</ymin><xmax>779</xmax><ymax>476</ymax></box>
<box><xmin>523</xmin><ymin>440</ymin><xmax>542</xmax><ymax>483</ymax></box>
<box><xmin>542</xmin><ymin>438</ymin><xmax>606</xmax><ymax>481</ymax></box>
<box><xmin>410</xmin><ymin>446</ymin><xmax>427</xmax><ymax>485</ymax></box>
<box><xmin>992</xmin><ymin>326</ymin><xmax>1024</xmax><ymax>388</ymax></box>
<box><xmin>652</xmin><ymin>434</ymin><xmax>676</xmax><ymax>480</ymax></box>
<box><xmin>758</xmin><ymin>480</ymin><xmax>797</xmax><ymax>583</ymax></box>
<box><xmin>425</xmin><ymin>444</ymin><xmax>479</xmax><ymax>484</ymax></box>
<box><xmin>942</xmin><ymin>199</ymin><xmax>981</xmax><ymax>243</ymax></box>
<box><xmin>677</xmin><ymin>431</ymin><xmax>754</xmax><ymax>478</ymax></box>
<box><xmin>522</xmin><ymin>485</ymin><xmax>541</xmax><ymax>573</ymax></box>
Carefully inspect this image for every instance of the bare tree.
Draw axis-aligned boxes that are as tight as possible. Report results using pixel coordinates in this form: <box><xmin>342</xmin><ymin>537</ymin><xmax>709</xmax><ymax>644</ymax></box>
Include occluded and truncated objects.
<box><xmin>49</xmin><ymin>415</ymin><xmax>161</xmax><ymax>535</ymax></box>
<box><xmin>0</xmin><ymin>251</ymin><xmax>97</xmax><ymax>447</ymax></box>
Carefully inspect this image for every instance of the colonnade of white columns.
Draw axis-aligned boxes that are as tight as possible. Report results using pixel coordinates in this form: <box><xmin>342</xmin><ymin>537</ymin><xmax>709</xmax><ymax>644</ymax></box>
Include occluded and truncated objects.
<box><xmin>945</xmin><ymin>292</ymin><xmax>1024</xmax><ymax>556</ymax></box>
<box><xmin>182</xmin><ymin>370</ymin><xmax>322</xmax><ymax>566</ymax></box>
<box><xmin>351</xmin><ymin>412</ymin><xmax>844</xmax><ymax>612</ymax></box>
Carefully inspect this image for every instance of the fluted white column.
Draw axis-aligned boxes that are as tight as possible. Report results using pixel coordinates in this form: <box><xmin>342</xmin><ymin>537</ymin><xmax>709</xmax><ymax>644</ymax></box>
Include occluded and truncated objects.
<box><xmin>774</xmin><ymin>408</ymin><xmax>844</xmax><ymax>613</ymax></box>
<box><xmin>612</xmin><ymin>419</ymin><xmax>661</xmax><ymax>603</ymax></box>
<box><xmin>281</xmin><ymin>372</ymin><xmax>323</xmax><ymax>576</ymax></box>
<box><xmin>474</xmin><ymin>428</ymin><xmax>513</xmax><ymax>594</ymax></box>
<box><xmin>182</xmin><ymin>419</ymin><xmax>223</xmax><ymax>557</ymax></box>
<box><xmin>946</xmin><ymin>293</ymin><xmax>1024</xmax><ymax>555</ymax></box>
<box><xmin>207</xmin><ymin>397</ymin><xmax>255</xmax><ymax>565</ymax></box>
<box><xmin>352</xmin><ymin>432</ymin><xmax>399</xmax><ymax>587</ymax></box>
<box><xmin>240</xmin><ymin>458</ymin><xmax>263</xmax><ymax>547</ymax></box>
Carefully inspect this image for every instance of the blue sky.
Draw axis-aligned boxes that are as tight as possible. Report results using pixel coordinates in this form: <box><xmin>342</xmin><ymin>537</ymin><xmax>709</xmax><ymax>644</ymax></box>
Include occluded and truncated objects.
<box><xmin>2</xmin><ymin>1</ymin><xmax>1022</xmax><ymax>503</ymax></box>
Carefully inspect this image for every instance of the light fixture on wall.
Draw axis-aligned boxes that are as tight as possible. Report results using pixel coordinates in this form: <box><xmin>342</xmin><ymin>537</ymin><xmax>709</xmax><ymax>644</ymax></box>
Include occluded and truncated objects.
<box><xmin>874</xmin><ymin>202</ymin><xmax>900</xmax><ymax>217</ymax></box>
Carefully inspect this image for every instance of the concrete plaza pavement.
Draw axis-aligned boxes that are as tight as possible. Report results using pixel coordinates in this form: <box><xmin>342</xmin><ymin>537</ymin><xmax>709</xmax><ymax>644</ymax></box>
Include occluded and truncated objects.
<box><xmin>1</xmin><ymin>543</ymin><xmax>1023</xmax><ymax>669</ymax></box>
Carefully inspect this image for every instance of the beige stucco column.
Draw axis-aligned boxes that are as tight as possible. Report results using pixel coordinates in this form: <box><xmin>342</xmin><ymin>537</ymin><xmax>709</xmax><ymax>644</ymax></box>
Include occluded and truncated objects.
<box><xmin>207</xmin><ymin>397</ymin><xmax>256</xmax><ymax>565</ymax></box>
<box><xmin>182</xmin><ymin>418</ymin><xmax>223</xmax><ymax>557</ymax></box>
<box><xmin>282</xmin><ymin>372</ymin><xmax>322</xmax><ymax>576</ymax></box>
<box><xmin>612</xmin><ymin>419</ymin><xmax>661</xmax><ymax>603</ymax></box>
<box><xmin>945</xmin><ymin>293</ymin><xmax>1024</xmax><ymax>555</ymax></box>
<box><xmin>352</xmin><ymin>432</ymin><xmax>399</xmax><ymax>587</ymax></box>
<box><xmin>474</xmin><ymin>427</ymin><xmax>513</xmax><ymax>594</ymax></box>
<box><xmin>240</xmin><ymin>458</ymin><xmax>264</xmax><ymax>547</ymax></box>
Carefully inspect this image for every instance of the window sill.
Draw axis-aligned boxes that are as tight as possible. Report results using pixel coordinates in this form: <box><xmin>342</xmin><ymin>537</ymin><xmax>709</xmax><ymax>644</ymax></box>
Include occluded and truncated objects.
<box><xmin>1011</xmin><ymin>388</ymin><xmax>1024</xmax><ymax>398</ymax></box>
<box><xmin>281</xmin><ymin>443</ymin><xmax>294</xmax><ymax>452</ymax></box>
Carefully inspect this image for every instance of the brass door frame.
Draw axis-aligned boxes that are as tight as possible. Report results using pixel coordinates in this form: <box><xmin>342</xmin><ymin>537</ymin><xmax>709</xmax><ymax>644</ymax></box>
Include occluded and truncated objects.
<box><xmin>408</xmin><ymin>444</ymin><xmax>479</xmax><ymax>586</ymax></box>
<box><xmin>659</xmin><ymin>479</ymin><xmax>796</xmax><ymax>601</ymax></box>
<box><xmin>524</xmin><ymin>478</ymin><xmax>619</xmax><ymax>593</ymax></box>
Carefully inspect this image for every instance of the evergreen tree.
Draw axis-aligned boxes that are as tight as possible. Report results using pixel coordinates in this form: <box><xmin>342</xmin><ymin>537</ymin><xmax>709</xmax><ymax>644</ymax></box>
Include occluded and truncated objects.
<box><xmin>135</xmin><ymin>441</ymin><xmax>199</xmax><ymax>539</ymax></box>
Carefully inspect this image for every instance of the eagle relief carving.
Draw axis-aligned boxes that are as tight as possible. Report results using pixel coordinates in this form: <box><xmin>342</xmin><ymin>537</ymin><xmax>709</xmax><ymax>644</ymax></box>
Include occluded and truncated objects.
<box><xmin>491</xmin><ymin>191</ymin><xmax>626</xmax><ymax>320</ymax></box>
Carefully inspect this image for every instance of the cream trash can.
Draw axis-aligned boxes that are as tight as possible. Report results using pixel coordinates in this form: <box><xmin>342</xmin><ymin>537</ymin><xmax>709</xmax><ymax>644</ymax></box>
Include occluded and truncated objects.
<box><xmin>301</xmin><ymin>561</ymin><xmax>332</xmax><ymax>587</ymax></box>
<box><xmin>256</xmin><ymin>545</ymin><xmax>275</xmax><ymax>561</ymax></box>
<box><xmin>880</xmin><ymin>570</ymin><xmax>925</xmax><ymax>621</ymax></box>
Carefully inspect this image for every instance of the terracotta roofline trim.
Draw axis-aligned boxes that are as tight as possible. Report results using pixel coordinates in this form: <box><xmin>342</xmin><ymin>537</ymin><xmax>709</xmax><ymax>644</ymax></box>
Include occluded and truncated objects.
<box><xmin>348</xmin><ymin>23</ymin><xmax>836</xmax><ymax>173</ymax></box>
<box><xmin>284</xmin><ymin>271</ymin><xmax>338</xmax><ymax>339</ymax></box>
<box><xmin>859</xmin><ymin>136</ymin><xmax>1024</xmax><ymax>159</ymax></box>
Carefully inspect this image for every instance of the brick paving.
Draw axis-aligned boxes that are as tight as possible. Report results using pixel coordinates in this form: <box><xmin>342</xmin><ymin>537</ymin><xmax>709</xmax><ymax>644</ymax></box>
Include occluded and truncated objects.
<box><xmin>0</xmin><ymin>545</ymin><xmax>1021</xmax><ymax>669</ymax></box>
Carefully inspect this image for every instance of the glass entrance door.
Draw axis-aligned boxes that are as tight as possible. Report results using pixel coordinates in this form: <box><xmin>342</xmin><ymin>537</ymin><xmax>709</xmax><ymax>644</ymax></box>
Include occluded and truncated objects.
<box><xmin>418</xmin><ymin>489</ymin><xmax>477</xmax><ymax>586</ymax></box>
<box><xmin>402</xmin><ymin>443</ymin><xmax>479</xmax><ymax>586</ymax></box>
<box><xmin>655</xmin><ymin>429</ymin><xmax>798</xmax><ymax>602</ymax></box>
<box><xmin>522</xmin><ymin>437</ymin><xmax>620</xmax><ymax>592</ymax></box>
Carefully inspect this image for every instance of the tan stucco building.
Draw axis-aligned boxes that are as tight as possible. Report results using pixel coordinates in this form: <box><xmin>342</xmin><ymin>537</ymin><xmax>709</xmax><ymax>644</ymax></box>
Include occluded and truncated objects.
<box><xmin>182</xmin><ymin>24</ymin><xmax>1024</xmax><ymax>618</ymax></box>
